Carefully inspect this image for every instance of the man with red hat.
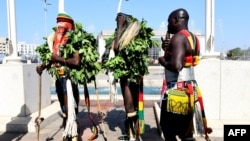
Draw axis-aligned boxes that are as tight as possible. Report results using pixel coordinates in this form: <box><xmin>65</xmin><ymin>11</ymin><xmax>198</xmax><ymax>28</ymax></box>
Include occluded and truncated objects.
<box><xmin>36</xmin><ymin>12</ymin><xmax>80</xmax><ymax>141</ymax></box>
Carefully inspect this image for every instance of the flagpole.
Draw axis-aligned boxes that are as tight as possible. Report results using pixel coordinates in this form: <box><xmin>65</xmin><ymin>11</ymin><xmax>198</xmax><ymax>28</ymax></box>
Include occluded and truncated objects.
<box><xmin>42</xmin><ymin>0</ymin><xmax>51</xmax><ymax>36</ymax></box>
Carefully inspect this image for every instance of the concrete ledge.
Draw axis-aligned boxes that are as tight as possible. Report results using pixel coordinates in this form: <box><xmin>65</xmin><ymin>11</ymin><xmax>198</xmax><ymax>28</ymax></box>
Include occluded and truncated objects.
<box><xmin>0</xmin><ymin>101</ymin><xmax>61</xmax><ymax>133</ymax></box>
<box><xmin>0</xmin><ymin>95</ymin><xmax>161</xmax><ymax>133</ymax></box>
<box><xmin>52</xmin><ymin>94</ymin><xmax>162</xmax><ymax>101</ymax></box>
<box><xmin>153</xmin><ymin>102</ymin><xmax>164</xmax><ymax>139</ymax></box>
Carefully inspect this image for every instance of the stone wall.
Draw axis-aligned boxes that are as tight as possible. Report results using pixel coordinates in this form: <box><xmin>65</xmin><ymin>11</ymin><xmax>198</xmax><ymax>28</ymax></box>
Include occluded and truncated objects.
<box><xmin>0</xmin><ymin>63</ymin><xmax>51</xmax><ymax>116</ymax></box>
<box><xmin>195</xmin><ymin>59</ymin><xmax>250</xmax><ymax>120</ymax></box>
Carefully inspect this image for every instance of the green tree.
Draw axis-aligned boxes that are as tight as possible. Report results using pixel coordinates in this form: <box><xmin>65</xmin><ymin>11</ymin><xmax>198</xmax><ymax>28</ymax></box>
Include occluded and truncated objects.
<box><xmin>227</xmin><ymin>47</ymin><xmax>243</xmax><ymax>60</ymax></box>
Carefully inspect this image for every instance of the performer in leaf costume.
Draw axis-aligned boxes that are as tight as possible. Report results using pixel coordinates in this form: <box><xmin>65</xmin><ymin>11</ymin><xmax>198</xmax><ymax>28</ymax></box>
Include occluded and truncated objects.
<box><xmin>158</xmin><ymin>8</ymin><xmax>212</xmax><ymax>141</ymax></box>
<box><xmin>36</xmin><ymin>0</ymin><xmax>101</xmax><ymax>140</ymax></box>
<box><xmin>102</xmin><ymin>12</ymin><xmax>159</xmax><ymax>141</ymax></box>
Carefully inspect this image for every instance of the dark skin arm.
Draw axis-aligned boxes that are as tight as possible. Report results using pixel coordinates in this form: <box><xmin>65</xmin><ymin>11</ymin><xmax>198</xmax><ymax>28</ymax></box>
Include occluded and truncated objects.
<box><xmin>51</xmin><ymin>52</ymin><xmax>81</xmax><ymax>66</ymax></box>
<box><xmin>158</xmin><ymin>33</ymin><xmax>187</xmax><ymax>72</ymax></box>
<box><xmin>36</xmin><ymin>51</ymin><xmax>81</xmax><ymax>75</ymax></box>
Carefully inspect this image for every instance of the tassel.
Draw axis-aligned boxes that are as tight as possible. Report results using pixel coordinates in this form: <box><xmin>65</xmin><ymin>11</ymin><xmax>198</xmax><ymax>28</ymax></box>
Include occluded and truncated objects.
<box><xmin>138</xmin><ymin>78</ymin><xmax>145</xmax><ymax>134</ymax></box>
<box><xmin>138</xmin><ymin>91</ymin><xmax>144</xmax><ymax>134</ymax></box>
<box><xmin>194</xmin><ymin>83</ymin><xmax>212</xmax><ymax>141</ymax></box>
<box><xmin>88</xmin><ymin>126</ymin><xmax>98</xmax><ymax>141</ymax></box>
<box><xmin>160</xmin><ymin>79</ymin><xmax>167</xmax><ymax>107</ymax></box>
<box><xmin>84</xmin><ymin>83</ymin><xmax>98</xmax><ymax>140</ymax></box>
<box><xmin>63</xmin><ymin>79</ymin><xmax>78</xmax><ymax>138</ymax></box>
<box><xmin>194</xmin><ymin>102</ymin><xmax>205</xmax><ymax>135</ymax></box>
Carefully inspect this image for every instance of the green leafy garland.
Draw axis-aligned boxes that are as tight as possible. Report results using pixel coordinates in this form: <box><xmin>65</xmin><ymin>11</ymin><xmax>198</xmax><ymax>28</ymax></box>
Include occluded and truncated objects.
<box><xmin>103</xmin><ymin>18</ymin><xmax>159</xmax><ymax>82</ymax></box>
<box><xmin>36</xmin><ymin>22</ymin><xmax>101</xmax><ymax>85</ymax></box>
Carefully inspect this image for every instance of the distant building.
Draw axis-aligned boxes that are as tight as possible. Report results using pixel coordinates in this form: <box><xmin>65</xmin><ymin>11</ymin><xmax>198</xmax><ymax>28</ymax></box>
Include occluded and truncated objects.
<box><xmin>0</xmin><ymin>37</ymin><xmax>9</xmax><ymax>54</ymax></box>
<box><xmin>0</xmin><ymin>37</ymin><xmax>38</xmax><ymax>57</ymax></box>
<box><xmin>1</xmin><ymin>29</ymin><xmax>205</xmax><ymax>64</ymax></box>
<box><xmin>17</xmin><ymin>42</ymin><xmax>38</xmax><ymax>56</ymax></box>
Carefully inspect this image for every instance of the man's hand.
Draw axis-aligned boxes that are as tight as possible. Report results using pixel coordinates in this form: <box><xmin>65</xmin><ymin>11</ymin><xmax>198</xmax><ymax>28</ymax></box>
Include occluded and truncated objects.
<box><xmin>51</xmin><ymin>53</ymin><xmax>59</xmax><ymax>63</ymax></box>
<box><xmin>36</xmin><ymin>64</ymin><xmax>45</xmax><ymax>75</ymax></box>
<box><xmin>161</xmin><ymin>37</ymin><xmax>170</xmax><ymax>51</ymax></box>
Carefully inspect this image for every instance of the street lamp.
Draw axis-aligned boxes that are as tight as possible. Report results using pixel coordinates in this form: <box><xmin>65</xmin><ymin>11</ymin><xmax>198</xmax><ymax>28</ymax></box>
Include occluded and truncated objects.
<box><xmin>42</xmin><ymin>0</ymin><xmax>51</xmax><ymax>36</ymax></box>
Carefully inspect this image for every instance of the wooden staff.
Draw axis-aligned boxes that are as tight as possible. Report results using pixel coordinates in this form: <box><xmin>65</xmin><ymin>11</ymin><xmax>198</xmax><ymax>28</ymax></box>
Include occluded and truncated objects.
<box><xmin>94</xmin><ymin>79</ymin><xmax>107</xmax><ymax>141</ymax></box>
<box><xmin>35</xmin><ymin>74</ymin><xmax>44</xmax><ymax>141</ymax></box>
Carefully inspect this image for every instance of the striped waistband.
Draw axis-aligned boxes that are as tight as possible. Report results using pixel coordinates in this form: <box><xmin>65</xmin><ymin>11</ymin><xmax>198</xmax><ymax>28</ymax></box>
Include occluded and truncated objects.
<box><xmin>167</xmin><ymin>80</ymin><xmax>195</xmax><ymax>89</ymax></box>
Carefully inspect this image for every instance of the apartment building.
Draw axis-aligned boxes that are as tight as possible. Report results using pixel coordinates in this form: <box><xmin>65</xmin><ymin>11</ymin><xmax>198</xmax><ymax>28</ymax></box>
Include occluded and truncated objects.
<box><xmin>0</xmin><ymin>37</ymin><xmax>9</xmax><ymax>54</ymax></box>
<box><xmin>0</xmin><ymin>37</ymin><xmax>38</xmax><ymax>57</ymax></box>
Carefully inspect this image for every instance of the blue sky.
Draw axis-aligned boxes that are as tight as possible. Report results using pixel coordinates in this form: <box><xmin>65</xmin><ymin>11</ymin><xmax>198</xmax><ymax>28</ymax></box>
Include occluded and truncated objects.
<box><xmin>0</xmin><ymin>0</ymin><xmax>249</xmax><ymax>51</ymax></box>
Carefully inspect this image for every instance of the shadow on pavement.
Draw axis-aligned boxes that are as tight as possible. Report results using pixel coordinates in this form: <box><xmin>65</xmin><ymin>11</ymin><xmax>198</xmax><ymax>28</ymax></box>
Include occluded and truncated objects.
<box><xmin>0</xmin><ymin>105</ymin><xmax>30</xmax><ymax>141</ymax></box>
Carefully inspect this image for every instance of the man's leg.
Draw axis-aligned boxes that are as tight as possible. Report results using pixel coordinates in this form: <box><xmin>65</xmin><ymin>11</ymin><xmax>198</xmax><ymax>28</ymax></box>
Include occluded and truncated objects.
<box><xmin>71</xmin><ymin>80</ymin><xmax>80</xmax><ymax>141</ymax></box>
<box><xmin>178</xmin><ymin>113</ymin><xmax>195</xmax><ymax>141</ymax></box>
<box><xmin>120</xmin><ymin>78</ymin><xmax>139</xmax><ymax>140</ymax></box>
<box><xmin>160</xmin><ymin>99</ymin><xmax>178</xmax><ymax>141</ymax></box>
<box><xmin>55</xmin><ymin>78</ymin><xmax>67</xmax><ymax>128</ymax></box>
<box><xmin>57</xmin><ymin>78</ymin><xmax>80</xmax><ymax>141</ymax></box>
<box><xmin>71</xmin><ymin>81</ymin><xmax>79</xmax><ymax>114</ymax></box>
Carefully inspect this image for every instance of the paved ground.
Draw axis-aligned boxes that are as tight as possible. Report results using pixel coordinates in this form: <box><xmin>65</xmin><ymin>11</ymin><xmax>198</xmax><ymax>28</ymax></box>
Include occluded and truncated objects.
<box><xmin>0</xmin><ymin>100</ymin><xmax>223</xmax><ymax>141</ymax></box>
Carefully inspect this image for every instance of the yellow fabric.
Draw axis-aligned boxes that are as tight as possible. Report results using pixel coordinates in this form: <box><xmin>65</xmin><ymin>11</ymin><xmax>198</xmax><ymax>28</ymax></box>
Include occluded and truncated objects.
<box><xmin>187</xmin><ymin>36</ymin><xmax>194</xmax><ymax>50</ymax></box>
<box><xmin>193</xmin><ymin>55</ymin><xmax>200</xmax><ymax>66</ymax></box>
<box><xmin>138</xmin><ymin>120</ymin><xmax>145</xmax><ymax>134</ymax></box>
<box><xmin>138</xmin><ymin>101</ymin><xmax>144</xmax><ymax>110</ymax></box>
<box><xmin>179</xmin><ymin>30</ymin><xmax>200</xmax><ymax>67</ymax></box>
<box><xmin>166</xmin><ymin>89</ymin><xmax>190</xmax><ymax>115</ymax></box>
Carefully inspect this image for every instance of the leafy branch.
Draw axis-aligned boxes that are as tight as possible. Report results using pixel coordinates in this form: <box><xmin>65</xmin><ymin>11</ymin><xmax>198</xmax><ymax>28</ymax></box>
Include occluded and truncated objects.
<box><xmin>103</xmin><ymin>18</ymin><xmax>159</xmax><ymax>82</ymax></box>
<box><xmin>36</xmin><ymin>22</ymin><xmax>101</xmax><ymax>85</ymax></box>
